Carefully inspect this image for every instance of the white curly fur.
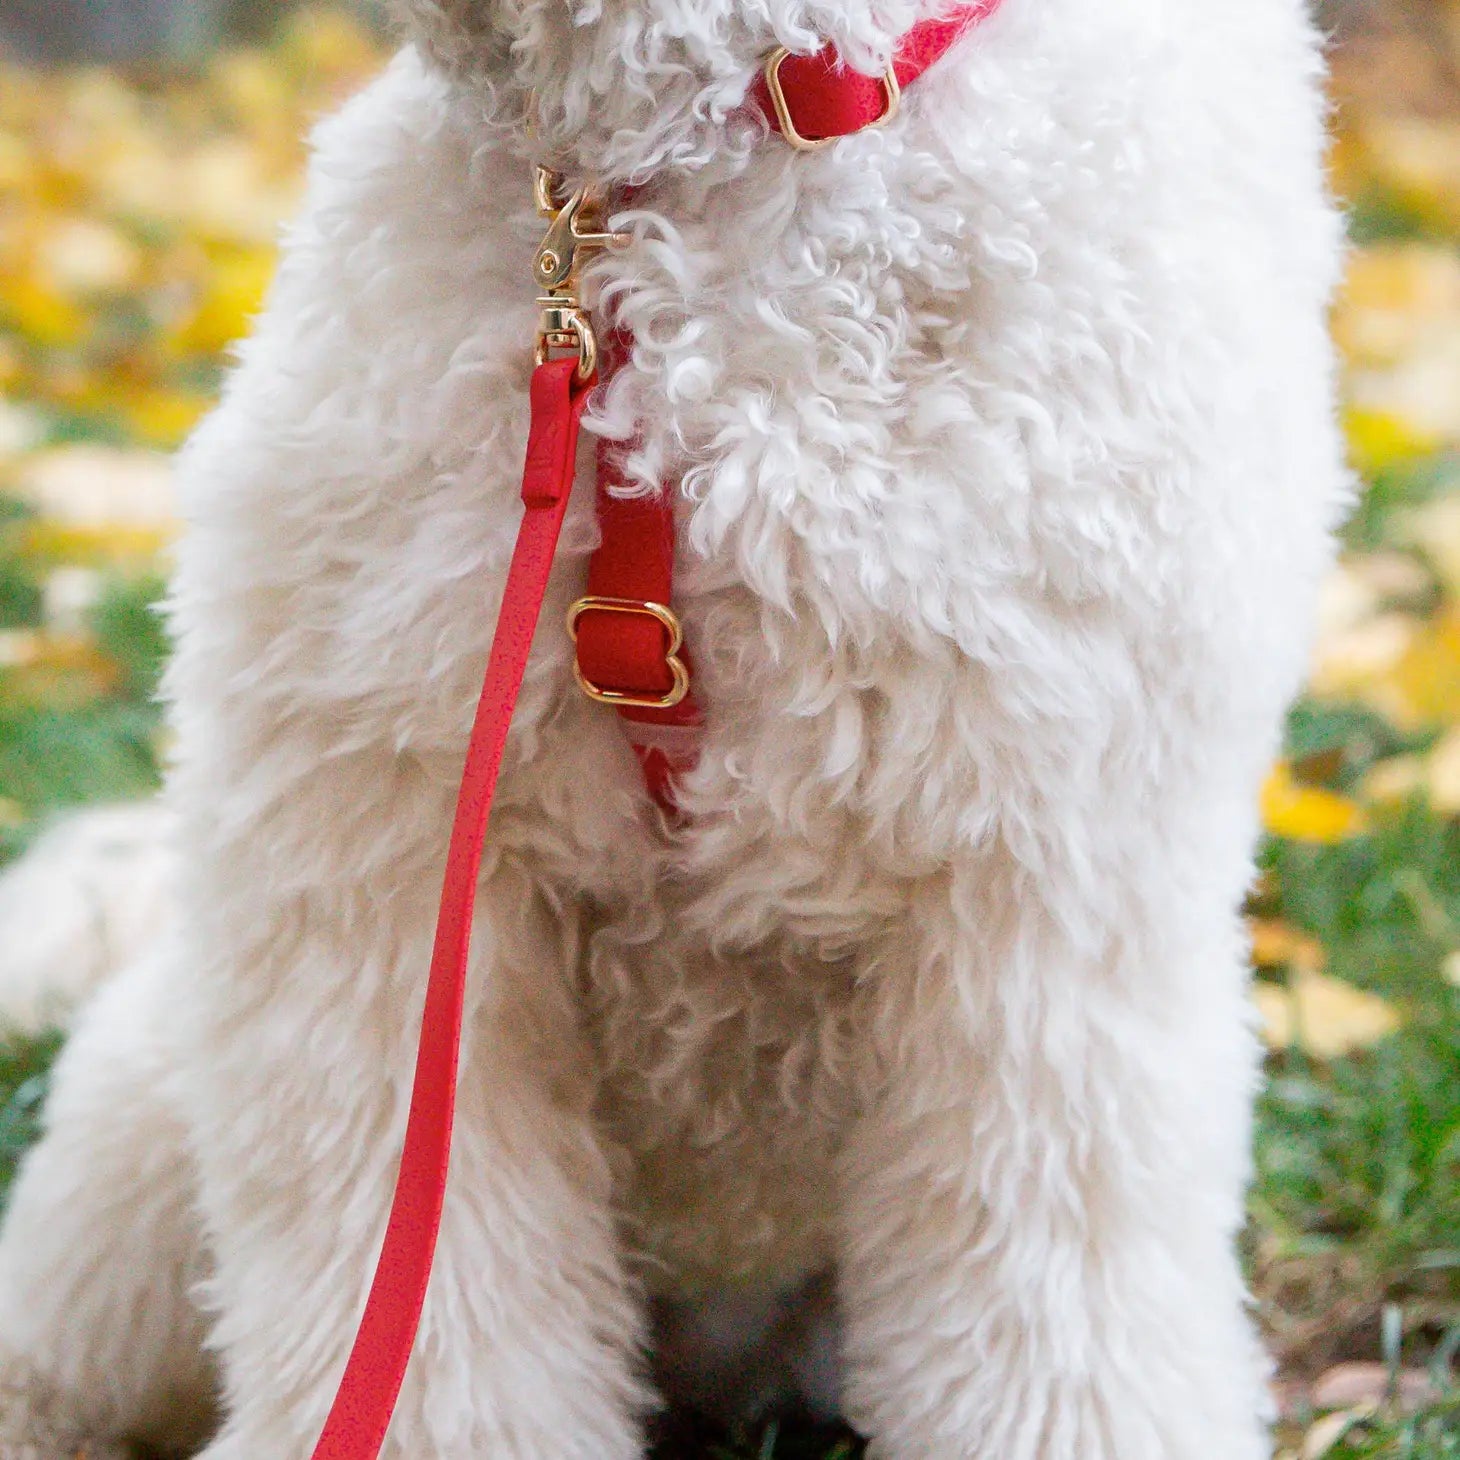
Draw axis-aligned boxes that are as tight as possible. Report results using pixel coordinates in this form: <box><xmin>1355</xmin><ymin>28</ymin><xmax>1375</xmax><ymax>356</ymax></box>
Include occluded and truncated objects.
<box><xmin>0</xmin><ymin>805</ymin><xmax>175</xmax><ymax>1035</ymax></box>
<box><xmin>0</xmin><ymin>0</ymin><xmax>1347</xmax><ymax>1453</ymax></box>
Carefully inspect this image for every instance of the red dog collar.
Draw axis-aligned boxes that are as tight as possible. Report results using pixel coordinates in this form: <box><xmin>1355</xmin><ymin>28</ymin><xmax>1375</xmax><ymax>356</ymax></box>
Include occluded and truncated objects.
<box><xmin>754</xmin><ymin>2</ymin><xmax>1005</xmax><ymax>148</ymax></box>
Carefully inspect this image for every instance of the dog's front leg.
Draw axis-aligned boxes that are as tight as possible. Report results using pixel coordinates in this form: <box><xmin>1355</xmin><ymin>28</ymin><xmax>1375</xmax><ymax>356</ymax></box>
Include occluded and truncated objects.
<box><xmin>838</xmin><ymin>845</ymin><xmax>1271</xmax><ymax>1460</ymax></box>
<box><xmin>186</xmin><ymin>862</ymin><xmax>651</xmax><ymax>1460</ymax></box>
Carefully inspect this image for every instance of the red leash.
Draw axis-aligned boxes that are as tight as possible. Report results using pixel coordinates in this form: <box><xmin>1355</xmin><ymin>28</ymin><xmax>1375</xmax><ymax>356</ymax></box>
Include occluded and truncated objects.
<box><xmin>308</xmin><ymin>359</ymin><xmax>591</xmax><ymax>1458</ymax></box>
<box><xmin>307</xmin><ymin>8</ymin><xmax>1002</xmax><ymax>1452</ymax></box>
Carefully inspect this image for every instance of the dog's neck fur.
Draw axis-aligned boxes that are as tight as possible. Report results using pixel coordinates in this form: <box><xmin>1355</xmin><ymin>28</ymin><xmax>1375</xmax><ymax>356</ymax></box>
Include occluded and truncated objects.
<box><xmin>395</xmin><ymin>0</ymin><xmax>931</xmax><ymax>180</ymax></box>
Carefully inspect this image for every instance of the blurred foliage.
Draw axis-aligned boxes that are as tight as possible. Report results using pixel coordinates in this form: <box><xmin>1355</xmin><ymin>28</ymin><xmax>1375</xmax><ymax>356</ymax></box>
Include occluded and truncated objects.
<box><xmin>0</xmin><ymin>8</ymin><xmax>382</xmax><ymax>856</ymax></box>
<box><xmin>0</xmin><ymin>0</ymin><xmax>387</xmax><ymax>67</ymax></box>
<box><xmin>0</xmin><ymin>1031</ymin><xmax>65</xmax><ymax>1195</ymax></box>
<box><xmin>0</xmin><ymin>4</ymin><xmax>1458</xmax><ymax>1458</ymax></box>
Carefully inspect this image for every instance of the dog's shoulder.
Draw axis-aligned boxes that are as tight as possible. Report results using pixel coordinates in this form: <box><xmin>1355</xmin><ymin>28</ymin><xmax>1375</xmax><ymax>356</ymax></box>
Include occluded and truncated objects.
<box><xmin>165</xmin><ymin>48</ymin><xmax>544</xmax><ymax>752</ymax></box>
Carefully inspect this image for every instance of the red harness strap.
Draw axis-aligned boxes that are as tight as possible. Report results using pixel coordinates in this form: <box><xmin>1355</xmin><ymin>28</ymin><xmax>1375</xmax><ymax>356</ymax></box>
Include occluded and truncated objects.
<box><xmin>576</xmin><ymin>438</ymin><xmax>705</xmax><ymax>806</ymax></box>
<box><xmin>569</xmin><ymin>331</ymin><xmax>703</xmax><ymax>811</ymax></box>
<box><xmin>572</xmin><ymin>2</ymin><xmax>1004</xmax><ymax>808</ymax></box>
<box><xmin>309</xmin><ymin>7</ymin><xmax>1003</xmax><ymax>1453</ymax></box>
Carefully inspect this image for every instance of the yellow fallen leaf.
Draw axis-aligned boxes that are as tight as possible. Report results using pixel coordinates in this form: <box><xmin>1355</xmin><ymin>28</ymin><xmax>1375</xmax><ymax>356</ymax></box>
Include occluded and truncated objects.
<box><xmin>1425</xmin><ymin>726</ymin><xmax>1460</xmax><ymax>813</ymax></box>
<box><xmin>1349</xmin><ymin>333</ymin><xmax>1460</xmax><ymax>441</ymax></box>
<box><xmin>1404</xmin><ymin>492</ymin><xmax>1460</xmax><ymax>601</ymax></box>
<box><xmin>1334</xmin><ymin>244</ymin><xmax>1460</xmax><ymax>369</ymax></box>
<box><xmin>0</xmin><ymin>273</ymin><xmax>88</xmax><ymax>347</ymax></box>
<box><xmin>1343</xmin><ymin>406</ymin><xmax>1440</xmax><ymax>478</ymax></box>
<box><xmin>1254</xmin><ymin>969</ymin><xmax>1401</xmax><ymax>1059</ymax></box>
<box><xmin>1261</xmin><ymin>763</ymin><xmax>1369</xmax><ymax>843</ymax></box>
<box><xmin>44</xmin><ymin>216</ymin><xmax>143</xmax><ymax>296</ymax></box>
<box><xmin>1360</xmin><ymin>753</ymin><xmax>1426</xmax><ymax>807</ymax></box>
<box><xmin>1309</xmin><ymin>612</ymin><xmax>1416</xmax><ymax>707</ymax></box>
<box><xmin>279</xmin><ymin>9</ymin><xmax>384</xmax><ymax>78</ymax></box>
<box><xmin>0</xmin><ymin>130</ymin><xmax>35</xmax><ymax>194</ymax></box>
<box><xmin>1358</xmin><ymin>117</ymin><xmax>1460</xmax><ymax>236</ymax></box>
<box><xmin>211</xmin><ymin>51</ymin><xmax>293</xmax><ymax>127</ymax></box>
<box><xmin>0</xmin><ymin>339</ymin><xmax>22</xmax><ymax>394</ymax></box>
<box><xmin>93</xmin><ymin>137</ymin><xmax>189</xmax><ymax>224</ymax></box>
<box><xmin>177</xmin><ymin>139</ymin><xmax>297</xmax><ymax>245</ymax></box>
<box><xmin>1249</xmin><ymin>918</ymin><xmax>1326</xmax><ymax>973</ymax></box>
<box><xmin>1343</xmin><ymin>551</ymin><xmax>1434</xmax><ymax>602</ymax></box>
<box><xmin>0</xmin><ymin>630</ymin><xmax>121</xmax><ymax>706</ymax></box>
<box><xmin>122</xmin><ymin>387</ymin><xmax>211</xmax><ymax>448</ymax></box>
<box><xmin>168</xmin><ymin>247</ymin><xmax>276</xmax><ymax>355</ymax></box>
<box><xmin>1314</xmin><ymin>561</ymin><xmax>1384</xmax><ymax>641</ymax></box>
<box><xmin>17</xmin><ymin>522</ymin><xmax>175</xmax><ymax>566</ymax></box>
<box><xmin>14</xmin><ymin>446</ymin><xmax>174</xmax><ymax>528</ymax></box>
<box><xmin>1389</xmin><ymin>608</ymin><xmax>1460</xmax><ymax>728</ymax></box>
<box><xmin>1340</xmin><ymin>242</ymin><xmax>1460</xmax><ymax>314</ymax></box>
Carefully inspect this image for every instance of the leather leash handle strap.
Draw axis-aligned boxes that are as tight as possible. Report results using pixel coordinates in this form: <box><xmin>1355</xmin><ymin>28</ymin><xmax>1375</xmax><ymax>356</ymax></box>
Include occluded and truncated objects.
<box><xmin>308</xmin><ymin>357</ymin><xmax>590</xmax><ymax>1460</ymax></box>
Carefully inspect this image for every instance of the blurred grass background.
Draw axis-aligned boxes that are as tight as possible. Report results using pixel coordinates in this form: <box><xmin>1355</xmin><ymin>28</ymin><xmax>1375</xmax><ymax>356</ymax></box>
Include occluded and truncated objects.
<box><xmin>0</xmin><ymin>3</ymin><xmax>1458</xmax><ymax>1457</ymax></box>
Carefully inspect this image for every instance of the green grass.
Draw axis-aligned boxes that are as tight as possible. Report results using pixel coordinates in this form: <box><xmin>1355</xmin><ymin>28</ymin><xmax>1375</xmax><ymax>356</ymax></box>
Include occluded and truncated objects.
<box><xmin>652</xmin><ymin>1415</ymin><xmax>864</xmax><ymax>1459</ymax></box>
<box><xmin>0</xmin><ymin>1031</ymin><xmax>64</xmax><ymax>1198</ymax></box>
<box><xmin>1316</xmin><ymin>1398</ymin><xmax>1460</xmax><ymax>1460</ymax></box>
<box><xmin>0</xmin><ymin>502</ymin><xmax>167</xmax><ymax>863</ymax></box>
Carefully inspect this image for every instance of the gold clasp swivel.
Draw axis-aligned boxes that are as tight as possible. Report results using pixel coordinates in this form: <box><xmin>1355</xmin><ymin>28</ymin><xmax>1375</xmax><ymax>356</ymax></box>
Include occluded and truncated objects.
<box><xmin>533</xmin><ymin>165</ymin><xmax>626</xmax><ymax>381</ymax></box>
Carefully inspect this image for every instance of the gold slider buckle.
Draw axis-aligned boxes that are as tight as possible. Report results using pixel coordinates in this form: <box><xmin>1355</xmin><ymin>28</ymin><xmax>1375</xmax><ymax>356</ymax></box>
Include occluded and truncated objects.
<box><xmin>566</xmin><ymin>596</ymin><xmax>691</xmax><ymax>710</ymax></box>
<box><xmin>762</xmin><ymin>46</ymin><xmax>901</xmax><ymax>151</ymax></box>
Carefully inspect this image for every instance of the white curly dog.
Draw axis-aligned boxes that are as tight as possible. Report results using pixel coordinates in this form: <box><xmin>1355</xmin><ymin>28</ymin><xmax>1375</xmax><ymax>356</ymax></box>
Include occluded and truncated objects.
<box><xmin>0</xmin><ymin>0</ymin><xmax>1346</xmax><ymax>1453</ymax></box>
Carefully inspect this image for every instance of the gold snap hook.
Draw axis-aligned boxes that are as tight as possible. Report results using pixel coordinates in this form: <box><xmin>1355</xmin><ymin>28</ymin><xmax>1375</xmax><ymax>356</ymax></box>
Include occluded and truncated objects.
<box><xmin>533</xmin><ymin>187</ymin><xmax>629</xmax><ymax>292</ymax></box>
<box><xmin>531</xmin><ymin>166</ymin><xmax>626</xmax><ymax>383</ymax></box>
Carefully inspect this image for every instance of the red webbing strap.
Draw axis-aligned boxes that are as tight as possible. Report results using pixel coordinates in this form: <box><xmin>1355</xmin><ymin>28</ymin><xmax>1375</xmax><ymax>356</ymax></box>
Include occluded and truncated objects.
<box><xmin>576</xmin><ymin>452</ymin><xmax>680</xmax><ymax>703</ymax></box>
<box><xmin>750</xmin><ymin>0</ymin><xmax>1004</xmax><ymax>145</ymax></box>
<box><xmin>584</xmin><ymin>444</ymin><xmax>705</xmax><ymax>808</ymax></box>
<box><xmin>573</xmin><ymin>332</ymin><xmax>703</xmax><ymax>810</ymax></box>
<box><xmin>308</xmin><ymin>357</ymin><xmax>590</xmax><ymax>1460</ymax></box>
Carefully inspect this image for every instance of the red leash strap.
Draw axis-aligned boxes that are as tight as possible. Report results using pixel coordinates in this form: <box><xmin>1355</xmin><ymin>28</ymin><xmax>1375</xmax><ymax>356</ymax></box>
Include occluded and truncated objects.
<box><xmin>308</xmin><ymin>358</ymin><xmax>590</xmax><ymax>1460</ymax></box>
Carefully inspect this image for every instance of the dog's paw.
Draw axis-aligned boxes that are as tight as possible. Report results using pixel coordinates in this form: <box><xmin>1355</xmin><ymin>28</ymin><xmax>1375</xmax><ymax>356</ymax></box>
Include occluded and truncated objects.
<box><xmin>0</xmin><ymin>1373</ymin><xmax>132</xmax><ymax>1460</ymax></box>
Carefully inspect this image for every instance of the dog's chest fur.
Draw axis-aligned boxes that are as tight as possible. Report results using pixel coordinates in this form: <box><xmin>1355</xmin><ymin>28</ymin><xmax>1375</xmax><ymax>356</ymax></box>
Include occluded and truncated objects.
<box><xmin>166</xmin><ymin>0</ymin><xmax>1342</xmax><ymax>1301</ymax></box>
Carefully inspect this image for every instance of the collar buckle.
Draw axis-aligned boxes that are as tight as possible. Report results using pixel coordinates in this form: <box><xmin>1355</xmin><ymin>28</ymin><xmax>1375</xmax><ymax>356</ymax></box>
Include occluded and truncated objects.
<box><xmin>762</xmin><ymin>46</ymin><xmax>902</xmax><ymax>151</ymax></box>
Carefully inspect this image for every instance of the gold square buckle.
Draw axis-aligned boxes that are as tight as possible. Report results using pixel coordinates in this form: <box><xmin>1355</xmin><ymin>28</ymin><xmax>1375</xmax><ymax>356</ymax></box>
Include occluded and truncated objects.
<box><xmin>762</xmin><ymin>46</ymin><xmax>901</xmax><ymax>151</ymax></box>
<box><xmin>566</xmin><ymin>596</ymin><xmax>691</xmax><ymax>710</ymax></box>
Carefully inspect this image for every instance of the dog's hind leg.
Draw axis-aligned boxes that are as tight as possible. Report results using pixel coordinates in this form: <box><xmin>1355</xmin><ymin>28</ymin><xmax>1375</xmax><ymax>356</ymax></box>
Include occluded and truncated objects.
<box><xmin>0</xmin><ymin>939</ymin><xmax>217</xmax><ymax>1458</ymax></box>
<box><xmin>183</xmin><ymin>860</ymin><xmax>651</xmax><ymax>1460</ymax></box>
<box><xmin>0</xmin><ymin>803</ymin><xmax>176</xmax><ymax>1035</ymax></box>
